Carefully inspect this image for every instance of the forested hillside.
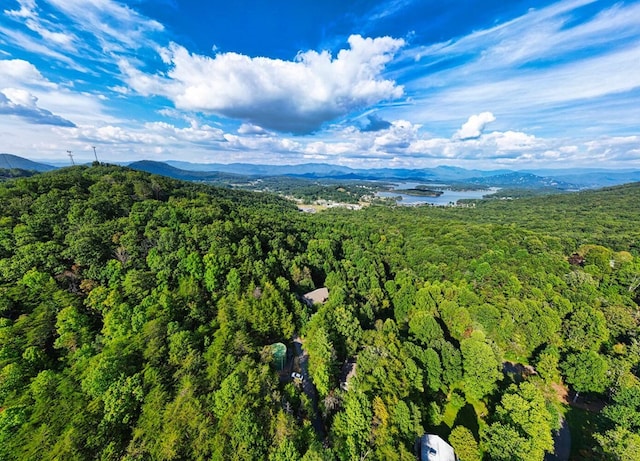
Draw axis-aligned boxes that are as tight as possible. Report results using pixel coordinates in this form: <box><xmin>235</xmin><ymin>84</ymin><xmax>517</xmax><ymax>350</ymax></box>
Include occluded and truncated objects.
<box><xmin>0</xmin><ymin>166</ymin><xmax>639</xmax><ymax>461</ymax></box>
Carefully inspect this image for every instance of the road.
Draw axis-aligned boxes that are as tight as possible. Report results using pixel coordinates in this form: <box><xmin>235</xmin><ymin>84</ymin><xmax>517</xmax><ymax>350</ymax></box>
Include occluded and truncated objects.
<box><xmin>544</xmin><ymin>417</ymin><xmax>571</xmax><ymax>461</ymax></box>
<box><xmin>293</xmin><ymin>335</ymin><xmax>325</xmax><ymax>440</ymax></box>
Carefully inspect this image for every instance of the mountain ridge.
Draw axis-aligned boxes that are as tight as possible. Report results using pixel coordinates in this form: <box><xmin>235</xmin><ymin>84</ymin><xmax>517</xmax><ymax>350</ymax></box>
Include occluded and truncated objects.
<box><xmin>3</xmin><ymin>154</ymin><xmax>640</xmax><ymax>190</ymax></box>
<box><xmin>0</xmin><ymin>153</ymin><xmax>57</xmax><ymax>172</ymax></box>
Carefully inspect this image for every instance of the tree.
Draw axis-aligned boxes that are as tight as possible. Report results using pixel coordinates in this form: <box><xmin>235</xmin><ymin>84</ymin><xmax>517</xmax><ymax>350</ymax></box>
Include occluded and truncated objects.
<box><xmin>563</xmin><ymin>305</ymin><xmax>609</xmax><ymax>351</ymax></box>
<box><xmin>602</xmin><ymin>383</ymin><xmax>640</xmax><ymax>431</ymax></box>
<box><xmin>408</xmin><ymin>311</ymin><xmax>444</xmax><ymax>347</ymax></box>
<box><xmin>305</xmin><ymin>320</ymin><xmax>335</xmax><ymax>398</ymax></box>
<box><xmin>270</xmin><ymin>439</ymin><xmax>301</xmax><ymax>461</ymax></box>
<box><xmin>332</xmin><ymin>391</ymin><xmax>372</xmax><ymax>461</ymax></box>
<box><xmin>439</xmin><ymin>340</ymin><xmax>463</xmax><ymax>387</ymax></box>
<box><xmin>54</xmin><ymin>305</ymin><xmax>92</xmax><ymax>353</ymax></box>
<box><xmin>562</xmin><ymin>350</ymin><xmax>610</xmax><ymax>394</ymax></box>
<box><xmin>102</xmin><ymin>373</ymin><xmax>144</xmax><ymax>425</ymax></box>
<box><xmin>595</xmin><ymin>427</ymin><xmax>640</xmax><ymax>461</ymax></box>
<box><xmin>461</xmin><ymin>331</ymin><xmax>502</xmax><ymax>401</ymax></box>
<box><xmin>482</xmin><ymin>382</ymin><xmax>554</xmax><ymax>461</ymax></box>
<box><xmin>449</xmin><ymin>426</ymin><xmax>481</xmax><ymax>461</ymax></box>
<box><xmin>423</xmin><ymin>348</ymin><xmax>442</xmax><ymax>394</ymax></box>
<box><xmin>535</xmin><ymin>346</ymin><xmax>561</xmax><ymax>384</ymax></box>
<box><xmin>596</xmin><ymin>383</ymin><xmax>640</xmax><ymax>460</ymax></box>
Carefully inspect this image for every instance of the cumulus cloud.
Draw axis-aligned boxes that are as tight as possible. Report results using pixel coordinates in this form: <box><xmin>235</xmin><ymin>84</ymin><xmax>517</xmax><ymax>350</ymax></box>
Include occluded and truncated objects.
<box><xmin>373</xmin><ymin>119</ymin><xmax>420</xmax><ymax>150</ymax></box>
<box><xmin>121</xmin><ymin>34</ymin><xmax>405</xmax><ymax>134</ymax></box>
<box><xmin>0</xmin><ymin>59</ymin><xmax>56</xmax><ymax>88</ymax></box>
<box><xmin>145</xmin><ymin>120</ymin><xmax>226</xmax><ymax>143</ymax></box>
<box><xmin>65</xmin><ymin>120</ymin><xmax>227</xmax><ymax>147</ymax></box>
<box><xmin>0</xmin><ymin>88</ymin><xmax>75</xmax><ymax>127</ymax></box>
<box><xmin>12</xmin><ymin>110</ymin><xmax>640</xmax><ymax>169</ymax></box>
<box><xmin>238</xmin><ymin>123</ymin><xmax>269</xmax><ymax>136</ymax></box>
<box><xmin>361</xmin><ymin>114</ymin><xmax>392</xmax><ymax>132</ymax></box>
<box><xmin>484</xmin><ymin>130</ymin><xmax>539</xmax><ymax>152</ymax></box>
<box><xmin>454</xmin><ymin>112</ymin><xmax>496</xmax><ymax>140</ymax></box>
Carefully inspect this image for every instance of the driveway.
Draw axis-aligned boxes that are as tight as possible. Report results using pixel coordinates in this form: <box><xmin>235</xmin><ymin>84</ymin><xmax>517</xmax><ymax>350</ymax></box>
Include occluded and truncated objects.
<box><xmin>544</xmin><ymin>417</ymin><xmax>571</xmax><ymax>461</ymax></box>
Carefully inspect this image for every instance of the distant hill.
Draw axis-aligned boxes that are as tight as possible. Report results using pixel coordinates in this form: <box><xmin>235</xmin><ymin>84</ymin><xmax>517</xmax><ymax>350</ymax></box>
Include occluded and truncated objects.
<box><xmin>0</xmin><ymin>153</ymin><xmax>56</xmax><ymax>172</ymax></box>
<box><xmin>165</xmin><ymin>160</ymin><xmax>355</xmax><ymax>177</ymax></box>
<box><xmin>128</xmin><ymin>160</ymin><xmax>244</xmax><ymax>183</ymax></box>
<box><xmin>542</xmin><ymin>171</ymin><xmax>640</xmax><ymax>188</ymax></box>
<box><xmin>463</xmin><ymin>172</ymin><xmax>579</xmax><ymax>189</ymax></box>
<box><xmin>0</xmin><ymin>168</ymin><xmax>39</xmax><ymax>181</ymax></box>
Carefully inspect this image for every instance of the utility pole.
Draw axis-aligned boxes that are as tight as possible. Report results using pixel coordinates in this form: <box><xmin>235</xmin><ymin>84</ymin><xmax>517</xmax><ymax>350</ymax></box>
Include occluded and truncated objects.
<box><xmin>67</xmin><ymin>150</ymin><xmax>75</xmax><ymax>166</ymax></box>
<box><xmin>92</xmin><ymin>146</ymin><xmax>99</xmax><ymax>163</ymax></box>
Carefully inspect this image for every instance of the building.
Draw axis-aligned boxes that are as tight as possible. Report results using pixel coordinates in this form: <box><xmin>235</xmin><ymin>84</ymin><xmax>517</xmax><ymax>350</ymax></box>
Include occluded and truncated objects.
<box><xmin>420</xmin><ymin>434</ymin><xmax>456</xmax><ymax>461</ymax></box>
<box><xmin>302</xmin><ymin>287</ymin><xmax>329</xmax><ymax>306</ymax></box>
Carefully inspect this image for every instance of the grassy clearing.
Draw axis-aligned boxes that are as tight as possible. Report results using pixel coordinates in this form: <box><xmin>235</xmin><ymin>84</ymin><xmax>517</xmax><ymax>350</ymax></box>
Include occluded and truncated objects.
<box><xmin>565</xmin><ymin>406</ymin><xmax>607</xmax><ymax>460</ymax></box>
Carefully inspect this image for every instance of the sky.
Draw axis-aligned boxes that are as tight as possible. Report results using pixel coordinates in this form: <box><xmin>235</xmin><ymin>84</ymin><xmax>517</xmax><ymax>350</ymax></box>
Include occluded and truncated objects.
<box><xmin>0</xmin><ymin>0</ymin><xmax>639</xmax><ymax>169</ymax></box>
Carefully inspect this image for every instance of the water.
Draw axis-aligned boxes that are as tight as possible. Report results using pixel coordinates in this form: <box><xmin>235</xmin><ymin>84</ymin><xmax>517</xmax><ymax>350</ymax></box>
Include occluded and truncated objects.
<box><xmin>376</xmin><ymin>182</ymin><xmax>497</xmax><ymax>206</ymax></box>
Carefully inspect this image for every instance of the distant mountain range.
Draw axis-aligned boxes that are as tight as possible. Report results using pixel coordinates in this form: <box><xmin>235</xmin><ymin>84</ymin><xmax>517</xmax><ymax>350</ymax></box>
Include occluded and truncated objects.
<box><xmin>163</xmin><ymin>160</ymin><xmax>640</xmax><ymax>190</ymax></box>
<box><xmin>3</xmin><ymin>154</ymin><xmax>640</xmax><ymax>190</ymax></box>
<box><xmin>165</xmin><ymin>160</ymin><xmax>512</xmax><ymax>182</ymax></box>
<box><xmin>0</xmin><ymin>153</ymin><xmax>56</xmax><ymax>172</ymax></box>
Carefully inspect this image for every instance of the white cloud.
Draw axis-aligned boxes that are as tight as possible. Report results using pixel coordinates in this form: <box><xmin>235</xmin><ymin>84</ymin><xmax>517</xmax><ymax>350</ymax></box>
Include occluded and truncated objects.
<box><xmin>2</xmin><ymin>107</ymin><xmax>638</xmax><ymax>169</ymax></box>
<box><xmin>441</xmin><ymin>45</ymin><xmax>640</xmax><ymax>108</ymax></box>
<box><xmin>2</xmin><ymin>0</ymin><xmax>164</xmax><ymax>76</ymax></box>
<box><xmin>5</xmin><ymin>0</ymin><xmax>78</xmax><ymax>51</ymax></box>
<box><xmin>45</xmin><ymin>0</ymin><xmax>163</xmax><ymax>52</ymax></box>
<box><xmin>373</xmin><ymin>119</ymin><xmax>420</xmax><ymax>149</ymax></box>
<box><xmin>1</xmin><ymin>88</ymin><xmax>35</xmax><ymax>107</ymax></box>
<box><xmin>0</xmin><ymin>59</ymin><xmax>121</xmax><ymax>131</ymax></box>
<box><xmin>397</xmin><ymin>0</ymin><xmax>640</xmax><ymax>139</ymax></box>
<box><xmin>0</xmin><ymin>25</ymin><xmax>85</xmax><ymax>71</ymax></box>
<box><xmin>0</xmin><ymin>88</ymin><xmax>75</xmax><ymax>127</ymax></box>
<box><xmin>238</xmin><ymin>123</ymin><xmax>269</xmax><ymax>136</ymax></box>
<box><xmin>222</xmin><ymin>133</ymin><xmax>302</xmax><ymax>153</ymax></box>
<box><xmin>0</xmin><ymin>59</ymin><xmax>55</xmax><ymax>88</ymax></box>
<box><xmin>108</xmin><ymin>85</ymin><xmax>130</xmax><ymax>95</ymax></box>
<box><xmin>122</xmin><ymin>34</ymin><xmax>405</xmax><ymax>133</ymax></box>
<box><xmin>454</xmin><ymin>112</ymin><xmax>495</xmax><ymax>140</ymax></box>
<box><xmin>3</xmin><ymin>0</ymin><xmax>36</xmax><ymax>18</ymax></box>
<box><xmin>34</xmin><ymin>88</ymin><xmax>114</xmax><ymax>126</ymax></box>
<box><xmin>487</xmin><ymin>131</ymin><xmax>539</xmax><ymax>152</ymax></box>
<box><xmin>144</xmin><ymin>120</ymin><xmax>226</xmax><ymax>143</ymax></box>
<box><xmin>25</xmin><ymin>18</ymin><xmax>76</xmax><ymax>49</ymax></box>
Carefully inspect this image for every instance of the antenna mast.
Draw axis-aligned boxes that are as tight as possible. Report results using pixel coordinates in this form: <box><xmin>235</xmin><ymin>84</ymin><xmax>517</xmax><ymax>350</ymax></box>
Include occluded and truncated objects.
<box><xmin>92</xmin><ymin>146</ymin><xmax>99</xmax><ymax>163</ymax></box>
<box><xmin>67</xmin><ymin>150</ymin><xmax>75</xmax><ymax>166</ymax></box>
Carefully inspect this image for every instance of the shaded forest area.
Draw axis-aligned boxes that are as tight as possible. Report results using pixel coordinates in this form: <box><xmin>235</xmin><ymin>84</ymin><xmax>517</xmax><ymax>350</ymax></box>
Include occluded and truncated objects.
<box><xmin>1</xmin><ymin>165</ymin><xmax>639</xmax><ymax>460</ymax></box>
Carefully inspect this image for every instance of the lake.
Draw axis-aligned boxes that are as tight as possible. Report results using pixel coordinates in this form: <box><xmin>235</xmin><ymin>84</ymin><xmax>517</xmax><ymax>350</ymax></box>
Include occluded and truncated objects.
<box><xmin>376</xmin><ymin>182</ymin><xmax>498</xmax><ymax>206</ymax></box>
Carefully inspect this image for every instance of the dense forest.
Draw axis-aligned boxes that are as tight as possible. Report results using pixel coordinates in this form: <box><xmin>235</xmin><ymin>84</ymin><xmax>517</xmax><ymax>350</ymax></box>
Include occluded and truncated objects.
<box><xmin>0</xmin><ymin>165</ymin><xmax>639</xmax><ymax>460</ymax></box>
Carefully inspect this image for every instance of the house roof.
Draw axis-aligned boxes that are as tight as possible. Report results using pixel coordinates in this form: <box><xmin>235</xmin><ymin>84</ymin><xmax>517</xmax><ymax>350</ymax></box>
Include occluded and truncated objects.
<box><xmin>303</xmin><ymin>287</ymin><xmax>329</xmax><ymax>305</ymax></box>
<box><xmin>420</xmin><ymin>434</ymin><xmax>456</xmax><ymax>461</ymax></box>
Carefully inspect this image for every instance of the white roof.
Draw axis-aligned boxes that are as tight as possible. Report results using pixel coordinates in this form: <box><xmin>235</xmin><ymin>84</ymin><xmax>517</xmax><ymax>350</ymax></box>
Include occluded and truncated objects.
<box><xmin>421</xmin><ymin>434</ymin><xmax>456</xmax><ymax>461</ymax></box>
<box><xmin>303</xmin><ymin>287</ymin><xmax>329</xmax><ymax>305</ymax></box>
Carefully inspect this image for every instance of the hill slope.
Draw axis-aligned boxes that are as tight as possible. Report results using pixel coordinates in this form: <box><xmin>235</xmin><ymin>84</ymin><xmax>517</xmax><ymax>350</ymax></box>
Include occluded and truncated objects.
<box><xmin>128</xmin><ymin>159</ymin><xmax>244</xmax><ymax>182</ymax></box>
<box><xmin>0</xmin><ymin>166</ymin><xmax>638</xmax><ymax>460</ymax></box>
<box><xmin>0</xmin><ymin>153</ymin><xmax>56</xmax><ymax>171</ymax></box>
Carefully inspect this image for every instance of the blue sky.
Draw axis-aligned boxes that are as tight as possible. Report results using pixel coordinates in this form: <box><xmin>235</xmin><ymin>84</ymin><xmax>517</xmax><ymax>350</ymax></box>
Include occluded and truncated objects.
<box><xmin>0</xmin><ymin>0</ymin><xmax>639</xmax><ymax>168</ymax></box>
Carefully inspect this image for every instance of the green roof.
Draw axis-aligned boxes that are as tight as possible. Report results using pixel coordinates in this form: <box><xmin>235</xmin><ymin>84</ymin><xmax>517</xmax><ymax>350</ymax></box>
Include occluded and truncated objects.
<box><xmin>270</xmin><ymin>342</ymin><xmax>287</xmax><ymax>370</ymax></box>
